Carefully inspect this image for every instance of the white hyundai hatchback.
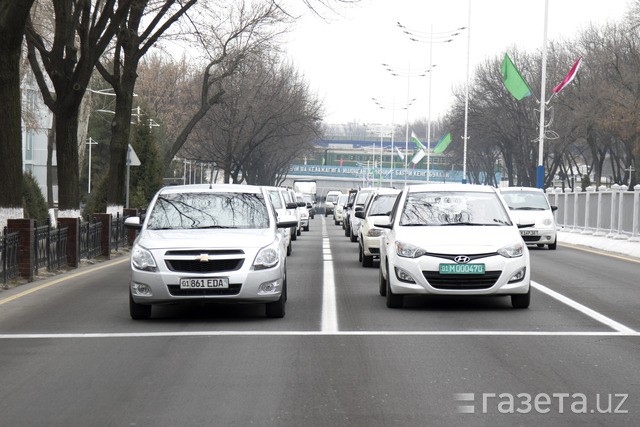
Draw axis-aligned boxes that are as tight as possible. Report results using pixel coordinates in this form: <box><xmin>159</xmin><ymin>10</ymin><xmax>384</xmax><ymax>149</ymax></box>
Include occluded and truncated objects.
<box><xmin>124</xmin><ymin>184</ymin><xmax>297</xmax><ymax>319</ymax></box>
<box><xmin>376</xmin><ymin>184</ymin><xmax>531</xmax><ymax>309</ymax></box>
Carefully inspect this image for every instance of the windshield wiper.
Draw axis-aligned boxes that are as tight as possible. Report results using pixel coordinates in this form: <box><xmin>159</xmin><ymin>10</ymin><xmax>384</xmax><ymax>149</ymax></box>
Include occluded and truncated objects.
<box><xmin>195</xmin><ymin>225</ymin><xmax>237</xmax><ymax>229</ymax></box>
<box><xmin>439</xmin><ymin>222</ymin><xmax>487</xmax><ymax>226</ymax></box>
<box><xmin>511</xmin><ymin>207</ymin><xmax>545</xmax><ymax>211</ymax></box>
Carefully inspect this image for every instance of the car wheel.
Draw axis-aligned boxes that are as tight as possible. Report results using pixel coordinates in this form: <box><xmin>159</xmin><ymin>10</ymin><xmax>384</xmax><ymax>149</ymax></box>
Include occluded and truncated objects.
<box><xmin>344</xmin><ymin>221</ymin><xmax>350</xmax><ymax>236</ymax></box>
<box><xmin>362</xmin><ymin>251</ymin><xmax>374</xmax><ymax>268</ymax></box>
<box><xmin>291</xmin><ymin>228</ymin><xmax>297</xmax><ymax>241</ymax></box>
<box><xmin>386</xmin><ymin>276</ymin><xmax>403</xmax><ymax>308</ymax></box>
<box><xmin>266</xmin><ymin>278</ymin><xmax>286</xmax><ymax>318</ymax></box>
<box><xmin>350</xmin><ymin>230</ymin><xmax>357</xmax><ymax>242</ymax></box>
<box><xmin>358</xmin><ymin>243</ymin><xmax>363</xmax><ymax>262</ymax></box>
<box><xmin>548</xmin><ymin>240</ymin><xmax>557</xmax><ymax>250</ymax></box>
<box><xmin>334</xmin><ymin>218</ymin><xmax>339</xmax><ymax>226</ymax></box>
<box><xmin>129</xmin><ymin>291</ymin><xmax>151</xmax><ymax>320</ymax></box>
<box><xmin>287</xmin><ymin>241</ymin><xmax>292</xmax><ymax>256</ymax></box>
<box><xmin>511</xmin><ymin>287</ymin><xmax>531</xmax><ymax>309</ymax></box>
<box><xmin>379</xmin><ymin>264</ymin><xmax>387</xmax><ymax>296</ymax></box>
<box><xmin>304</xmin><ymin>225</ymin><xmax>309</xmax><ymax>232</ymax></box>
<box><xmin>297</xmin><ymin>227</ymin><xmax>301</xmax><ymax>236</ymax></box>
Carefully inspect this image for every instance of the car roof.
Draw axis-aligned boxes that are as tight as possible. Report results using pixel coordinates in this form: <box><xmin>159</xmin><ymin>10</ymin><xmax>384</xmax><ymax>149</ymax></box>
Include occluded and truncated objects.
<box><xmin>158</xmin><ymin>184</ymin><xmax>262</xmax><ymax>195</ymax></box>
<box><xmin>499</xmin><ymin>186</ymin><xmax>544</xmax><ymax>193</ymax></box>
<box><xmin>406</xmin><ymin>184</ymin><xmax>497</xmax><ymax>193</ymax></box>
<box><xmin>375</xmin><ymin>187</ymin><xmax>402</xmax><ymax>195</ymax></box>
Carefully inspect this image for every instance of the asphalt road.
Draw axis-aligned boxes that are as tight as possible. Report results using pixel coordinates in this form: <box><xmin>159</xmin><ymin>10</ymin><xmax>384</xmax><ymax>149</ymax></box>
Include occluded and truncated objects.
<box><xmin>1</xmin><ymin>216</ymin><xmax>639</xmax><ymax>426</ymax></box>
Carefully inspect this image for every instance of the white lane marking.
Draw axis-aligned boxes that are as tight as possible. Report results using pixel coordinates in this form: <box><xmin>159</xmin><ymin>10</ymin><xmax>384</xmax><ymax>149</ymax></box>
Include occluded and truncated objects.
<box><xmin>532</xmin><ymin>281</ymin><xmax>636</xmax><ymax>333</ymax></box>
<box><xmin>321</xmin><ymin>216</ymin><xmax>338</xmax><ymax>332</ymax></box>
<box><xmin>0</xmin><ymin>331</ymin><xmax>638</xmax><ymax>339</ymax></box>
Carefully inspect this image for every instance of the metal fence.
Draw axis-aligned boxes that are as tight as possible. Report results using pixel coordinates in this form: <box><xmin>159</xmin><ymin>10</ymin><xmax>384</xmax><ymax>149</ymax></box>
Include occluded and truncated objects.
<box><xmin>1</xmin><ymin>227</ymin><xmax>20</xmax><ymax>284</ymax></box>
<box><xmin>79</xmin><ymin>218</ymin><xmax>102</xmax><ymax>260</ymax></box>
<box><xmin>547</xmin><ymin>184</ymin><xmax>640</xmax><ymax>241</ymax></box>
<box><xmin>110</xmin><ymin>213</ymin><xmax>127</xmax><ymax>251</ymax></box>
<box><xmin>33</xmin><ymin>220</ymin><xmax>69</xmax><ymax>274</ymax></box>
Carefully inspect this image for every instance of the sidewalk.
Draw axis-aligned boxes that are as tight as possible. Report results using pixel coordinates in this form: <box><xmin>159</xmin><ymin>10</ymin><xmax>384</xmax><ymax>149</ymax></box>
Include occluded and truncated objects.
<box><xmin>557</xmin><ymin>229</ymin><xmax>640</xmax><ymax>259</ymax></box>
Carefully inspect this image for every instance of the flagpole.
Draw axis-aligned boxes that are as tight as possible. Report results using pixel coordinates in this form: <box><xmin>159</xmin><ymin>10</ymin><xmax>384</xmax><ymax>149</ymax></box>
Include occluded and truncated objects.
<box><xmin>404</xmin><ymin>62</ymin><xmax>410</xmax><ymax>186</ymax></box>
<box><xmin>426</xmin><ymin>24</ymin><xmax>433</xmax><ymax>184</ymax></box>
<box><xmin>537</xmin><ymin>0</ymin><xmax>549</xmax><ymax>189</ymax></box>
<box><xmin>462</xmin><ymin>0</ymin><xmax>471</xmax><ymax>184</ymax></box>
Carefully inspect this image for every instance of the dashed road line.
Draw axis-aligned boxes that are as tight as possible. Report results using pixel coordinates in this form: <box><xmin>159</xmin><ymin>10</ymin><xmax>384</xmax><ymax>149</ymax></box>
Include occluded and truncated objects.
<box><xmin>321</xmin><ymin>216</ymin><xmax>338</xmax><ymax>332</ymax></box>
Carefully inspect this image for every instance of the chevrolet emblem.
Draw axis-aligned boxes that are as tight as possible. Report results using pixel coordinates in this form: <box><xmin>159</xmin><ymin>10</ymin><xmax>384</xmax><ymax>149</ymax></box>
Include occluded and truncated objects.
<box><xmin>195</xmin><ymin>253</ymin><xmax>210</xmax><ymax>262</ymax></box>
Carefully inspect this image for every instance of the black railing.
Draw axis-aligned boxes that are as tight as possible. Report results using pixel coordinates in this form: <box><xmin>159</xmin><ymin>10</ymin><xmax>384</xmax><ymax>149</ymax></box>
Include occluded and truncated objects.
<box><xmin>79</xmin><ymin>217</ymin><xmax>102</xmax><ymax>260</ymax></box>
<box><xmin>110</xmin><ymin>213</ymin><xmax>126</xmax><ymax>251</ymax></box>
<box><xmin>33</xmin><ymin>220</ymin><xmax>69</xmax><ymax>274</ymax></box>
<box><xmin>1</xmin><ymin>227</ymin><xmax>20</xmax><ymax>285</ymax></box>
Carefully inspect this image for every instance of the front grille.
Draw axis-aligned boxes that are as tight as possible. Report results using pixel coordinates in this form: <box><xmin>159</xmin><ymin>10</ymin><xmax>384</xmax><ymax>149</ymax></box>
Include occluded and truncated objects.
<box><xmin>522</xmin><ymin>236</ymin><xmax>541</xmax><ymax>242</ymax></box>
<box><xmin>167</xmin><ymin>283</ymin><xmax>242</xmax><ymax>296</ymax></box>
<box><xmin>166</xmin><ymin>258</ymin><xmax>244</xmax><ymax>273</ymax></box>
<box><xmin>423</xmin><ymin>270</ymin><xmax>502</xmax><ymax>290</ymax></box>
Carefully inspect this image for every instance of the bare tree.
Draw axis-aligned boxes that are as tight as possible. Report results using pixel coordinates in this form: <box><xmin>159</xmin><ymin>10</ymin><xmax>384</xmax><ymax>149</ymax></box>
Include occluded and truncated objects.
<box><xmin>0</xmin><ymin>0</ymin><xmax>36</xmax><ymax>212</ymax></box>
<box><xmin>25</xmin><ymin>0</ymin><xmax>133</xmax><ymax>210</ymax></box>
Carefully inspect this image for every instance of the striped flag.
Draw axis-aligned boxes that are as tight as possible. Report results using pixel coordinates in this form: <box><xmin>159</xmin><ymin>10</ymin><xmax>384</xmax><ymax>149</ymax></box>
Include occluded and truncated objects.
<box><xmin>552</xmin><ymin>56</ymin><xmax>582</xmax><ymax>94</ymax></box>
<box><xmin>395</xmin><ymin>146</ymin><xmax>405</xmax><ymax>160</ymax></box>
<box><xmin>411</xmin><ymin>130</ymin><xmax>426</xmax><ymax>150</ymax></box>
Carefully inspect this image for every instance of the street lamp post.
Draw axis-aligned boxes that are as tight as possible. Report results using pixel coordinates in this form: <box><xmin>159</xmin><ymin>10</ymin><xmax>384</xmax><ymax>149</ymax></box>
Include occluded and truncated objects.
<box><xmin>86</xmin><ymin>137</ymin><xmax>98</xmax><ymax>194</ymax></box>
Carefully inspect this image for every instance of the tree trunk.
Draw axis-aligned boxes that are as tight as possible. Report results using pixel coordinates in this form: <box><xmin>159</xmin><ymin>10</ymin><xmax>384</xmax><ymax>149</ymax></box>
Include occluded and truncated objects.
<box><xmin>0</xmin><ymin>0</ymin><xmax>35</xmax><ymax>208</ymax></box>
<box><xmin>47</xmin><ymin>123</ymin><xmax>55</xmax><ymax>207</ymax></box>
<box><xmin>55</xmin><ymin>109</ymin><xmax>81</xmax><ymax>210</ymax></box>
<box><xmin>106</xmin><ymin>83</ymin><xmax>136</xmax><ymax>207</ymax></box>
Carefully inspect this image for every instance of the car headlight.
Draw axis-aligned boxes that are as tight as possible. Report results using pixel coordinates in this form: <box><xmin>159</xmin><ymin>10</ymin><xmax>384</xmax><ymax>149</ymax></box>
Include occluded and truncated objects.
<box><xmin>253</xmin><ymin>241</ymin><xmax>280</xmax><ymax>270</ymax></box>
<box><xmin>131</xmin><ymin>245</ymin><xmax>157</xmax><ymax>271</ymax></box>
<box><xmin>396</xmin><ymin>241</ymin><xmax>427</xmax><ymax>258</ymax></box>
<box><xmin>367</xmin><ymin>228</ymin><xmax>383</xmax><ymax>237</ymax></box>
<box><xmin>542</xmin><ymin>217</ymin><xmax>553</xmax><ymax>226</ymax></box>
<box><xmin>497</xmin><ymin>241</ymin><xmax>524</xmax><ymax>258</ymax></box>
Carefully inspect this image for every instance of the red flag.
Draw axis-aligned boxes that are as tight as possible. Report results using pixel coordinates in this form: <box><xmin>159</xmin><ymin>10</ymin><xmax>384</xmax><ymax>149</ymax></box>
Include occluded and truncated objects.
<box><xmin>553</xmin><ymin>56</ymin><xmax>582</xmax><ymax>94</ymax></box>
<box><xmin>339</xmin><ymin>159</ymin><xmax>343</xmax><ymax>167</ymax></box>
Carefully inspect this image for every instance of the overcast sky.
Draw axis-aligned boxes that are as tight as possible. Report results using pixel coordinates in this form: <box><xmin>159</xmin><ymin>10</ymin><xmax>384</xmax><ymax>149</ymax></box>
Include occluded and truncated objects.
<box><xmin>284</xmin><ymin>0</ymin><xmax>632</xmax><ymax>127</ymax></box>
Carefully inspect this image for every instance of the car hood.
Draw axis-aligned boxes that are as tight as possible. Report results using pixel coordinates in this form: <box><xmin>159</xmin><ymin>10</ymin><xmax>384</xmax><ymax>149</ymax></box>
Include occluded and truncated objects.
<box><xmin>137</xmin><ymin>228</ymin><xmax>275</xmax><ymax>250</ymax></box>
<box><xmin>508</xmin><ymin>210</ymin><xmax>553</xmax><ymax>227</ymax></box>
<box><xmin>395</xmin><ymin>225</ymin><xmax>521</xmax><ymax>254</ymax></box>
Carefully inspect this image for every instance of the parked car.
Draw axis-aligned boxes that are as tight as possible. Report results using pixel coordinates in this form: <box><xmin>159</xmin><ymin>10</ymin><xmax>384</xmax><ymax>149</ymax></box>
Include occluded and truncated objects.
<box><xmin>348</xmin><ymin>187</ymin><xmax>376</xmax><ymax>242</ymax></box>
<box><xmin>124</xmin><ymin>184</ymin><xmax>297</xmax><ymax>320</ymax></box>
<box><xmin>499</xmin><ymin>187</ymin><xmax>558</xmax><ymax>250</ymax></box>
<box><xmin>264</xmin><ymin>186</ymin><xmax>295</xmax><ymax>256</ymax></box>
<box><xmin>333</xmin><ymin>193</ymin><xmax>349</xmax><ymax>225</ymax></box>
<box><xmin>301</xmin><ymin>194</ymin><xmax>316</xmax><ymax>219</ymax></box>
<box><xmin>343</xmin><ymin>189</ymin><xmax>359</xmax><ymax>234</ymax></box>
<box><xmin>356</xmin><ymin>188</ymin><xmax>401</xmax><ymax>267</ymax></box>
<box><xmin>376</xmin><ymin>184</ymin><xmax>531</xmax><ymax>309</ymax></box>
<box><xmin>283</xmin><ymin>188</ymin><xmax>302</xmax><ymax>240</ymax></box>
<box><xmin>295</xmin><ymin>193</ymin><xmax>310</xmax><ymax>232</ymax></box>
<box><xmin>324</xmin><ymin>190</ymin><xmax>343</xmax><ymax>217</ymax></box>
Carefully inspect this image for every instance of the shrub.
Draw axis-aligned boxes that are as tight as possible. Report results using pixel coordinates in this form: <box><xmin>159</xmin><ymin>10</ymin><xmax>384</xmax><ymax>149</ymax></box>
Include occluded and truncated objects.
<box><xmin>22</xmin><ymin>172</ymin><xmax>48</xmax><ymax>224</ymax></box>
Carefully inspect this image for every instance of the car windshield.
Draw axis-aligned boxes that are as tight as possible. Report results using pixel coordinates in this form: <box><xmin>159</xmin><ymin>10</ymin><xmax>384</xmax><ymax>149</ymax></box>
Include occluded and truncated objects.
<box><xmin>355</xmin><ymin>190</ymin><xmax>373</xmax><ymax>205</ymax></box>
<box><xmin>337</xmin><ymin>195</ymin><xmax>348</xmax><ymax>205</ymax></box>
<box><xmin>266</xmin><ymin>190</ymin><xmax>284</xmax><ymax>209</ymax></box>
<box><xmin>501</xmin><ymin>191</ymin><xmax>550</xmax><ymax>210</ymax></box>
<box><xmin>326</xmin><ymin>194</ymin><xmax>340</xmax><ymax>203</ymax></box>
<box><xmin>367</xmin><ymin>194</ymin><xmax>398</xmax><ymax>216</ymax></box>
<box><xmin>400</xmin><ymin>191</ymin><xmax>512</xmax><ymax>226</ymax></box>
<box><xmin>147</xmin><ymin>192</ymin><xmax>269</xmax><ymax>230</ymax></box>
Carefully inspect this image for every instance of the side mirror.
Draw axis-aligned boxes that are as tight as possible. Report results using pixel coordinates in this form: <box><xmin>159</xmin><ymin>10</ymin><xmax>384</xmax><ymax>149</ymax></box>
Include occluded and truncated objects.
<box><xmin>277</xmin><ymin>214</ymin><xmax>298</xmax><ymax>229</ymax></box>
<box><xmin>297</xmin><ymin>201</ymin><xmax>306</xmax><ymax>207</ymax></box>
<box><xmin>354</xmin><ymin>211</ymin><xmax>365</xmax><ymax>219</ymax></box>
<box><xmin>551</xmin><ymin>205</ymin><xmax>558</xmax><ymax>212</ymax></box>
<box><xmin>124</xmin><ymin>216</ymin><xmax>142</xmax><ymax>230</ymax></box>
<box><xmin>355</xmin><ymin>206</ymin><xmax>364</xmax><ymax>213</ymax></box>
<box><xmin>286</xmin><ymin>202</ymin><xmax>298</xmax><ymax>209</ymax></box>
<box><xmin>373</xmin><ymin>217</ymin><xmax>392</xmax><ymax>229</ymax></box>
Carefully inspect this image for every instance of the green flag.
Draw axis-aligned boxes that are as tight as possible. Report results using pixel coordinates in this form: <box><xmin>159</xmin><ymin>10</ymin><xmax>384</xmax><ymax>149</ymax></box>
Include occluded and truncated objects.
<box><xmin>433</xmin><ymin>132</ymin><xmax>452</xmax><ymax>154</ymax></box>
<box><xmin>501</xmin><ymin>53</ymin><xmax>532</xmax><ymax>100</ymax></box>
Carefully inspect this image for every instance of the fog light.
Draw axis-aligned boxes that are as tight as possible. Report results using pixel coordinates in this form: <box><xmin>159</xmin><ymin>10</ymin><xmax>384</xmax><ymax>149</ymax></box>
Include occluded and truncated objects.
<box><xmin>131</xmin><ymin>283</ymin><xmax>152</xmax><ymax>296</ymax></box>
<box><xmin>508</xmin><ymin>267</ymin><xmax>526</xmax><ymax>283</ymax></box>
<box><xmin>259</xmin><ymin>281</ymin><xmax>280</xmax><ymax>294</ymax></box>
<box><xmin>395</xmin><ymin>267</ymin><xmax>416</xmax><ymax>283</ymax></box>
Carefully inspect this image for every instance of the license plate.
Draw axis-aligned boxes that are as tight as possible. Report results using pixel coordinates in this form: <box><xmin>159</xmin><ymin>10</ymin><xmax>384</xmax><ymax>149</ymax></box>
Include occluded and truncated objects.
<box><xmin>180</xmin><ymin>277</ymin><xmax>229</xmax><ymax>289</ymax></box>
<box><xmin>439</xmin><ymin>263</ymin><xmax>485</xmax><ymax>275</ymax></box>
<box><xmin>521</xmin><ymin>230</ymin><xmax>539</xmax><ymax>236</ymax></box>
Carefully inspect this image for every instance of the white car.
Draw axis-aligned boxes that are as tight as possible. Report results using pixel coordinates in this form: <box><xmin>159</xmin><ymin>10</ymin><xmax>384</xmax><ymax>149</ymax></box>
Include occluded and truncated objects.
<box><xmin>376</xmin><ymin>184</ymin><xmax>531</xmax><ymax>309</ymax></box>
<box><xmin>356</xmin><ymin>188</ymin><xmax>401</xmax><ymax>267</ymax></box>
<box><xmin>283</xmin><ymin>188</ymin><xmax>302</xmax><ymax>240</ymax></box>
<box><xmin>324</xmin><ymin>190</ymin><xmax>343</xmax><ymax>217</ymax></box>
<box><xmin>333</xmin><ymin>193</ymin><xmax>348</xmax><ymax>225</ymax></box>
<box><xmin>264</xmin><ymin>186</ymin><xmax>296</xmax><ymax>255</ymax></box>
<box><xmin>295</xmin><ymin>193</ymin><xmax>310</xmax><ymax>231</ymax></box>
<box><xmin>124</xmin><ymin>184</ymin><xmax>297</xmax><ymax>319</ymax></box>
<box><xmin>349</xmin><ymin>187</ymin><xmax>377</xmax><ymax>242</ymax></box>
<box><xmin>499</xmin><ymin>187</ymin><xmax>558</xmax><ymax>250</ymax></box>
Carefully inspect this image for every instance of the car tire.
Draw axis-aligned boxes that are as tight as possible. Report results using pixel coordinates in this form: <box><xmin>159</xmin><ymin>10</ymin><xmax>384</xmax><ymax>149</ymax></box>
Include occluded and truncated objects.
<box><xmin>350</xmin><ymin>230</ymin><xmax>357</xmax><ymax>242</ymax></box>
<box><xmin>548</xmin><ymin>240</ymin><xmax>557</xmax><ymax>250</ymax></box>
<box><xmin>344</xmin><ymin>220</ymin><xmax>350</xmax><ymax>236</ymax></box>
<box><xmin>266</xmin><ymin>278</ymin><xmax>286</xmax><ymax>318</ymax></box>
<box><xmin>362</xmin><ymin>252</ymin><xmax>374</xmax><ymax>268</ymax></box>
<box><xmin>386</xmin><ymin>277</ymin><xmax>403</xmax><ymax>308</ymax></box>
<box><xmin>297</xmin><ymin>227</ymin><xmax>301</xmax><ymax>236</ymax></box>
<box><xmin>287</xmin><ymin>241</ymin><xmax>292</xmax><ymax>256</ymax></box>
<box><xmin>334</xmin><ymin>218</ymin><xmax>339</xmax><ymax>226</ymax></box>
<box><xmin>291</xmin><ymin>228</ymin><xmax>297</xmax><ymax>241</ymax></box>
<box><xmin>511</xmin><ymin>287</ymin><xmax>531</xmax><ymax>309</ymax></box>
<box><xmin>304</xmin><ymin>225</ymin><xmax>309</xmax><ymax>232</ymax></box>
<box><xmin>358</xmin><ymin>243</ymin><xmax>363</xmax><ymax>262</ymax></box>
<box><xmin>379</xmin><ymin>265</ymin><xmax>387</xmax><ymax>296</ymax></box>
<box><xmin>129</xmin><ymin>291</ymin><xmax>151</xmax><ymax>320</ymax></box>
